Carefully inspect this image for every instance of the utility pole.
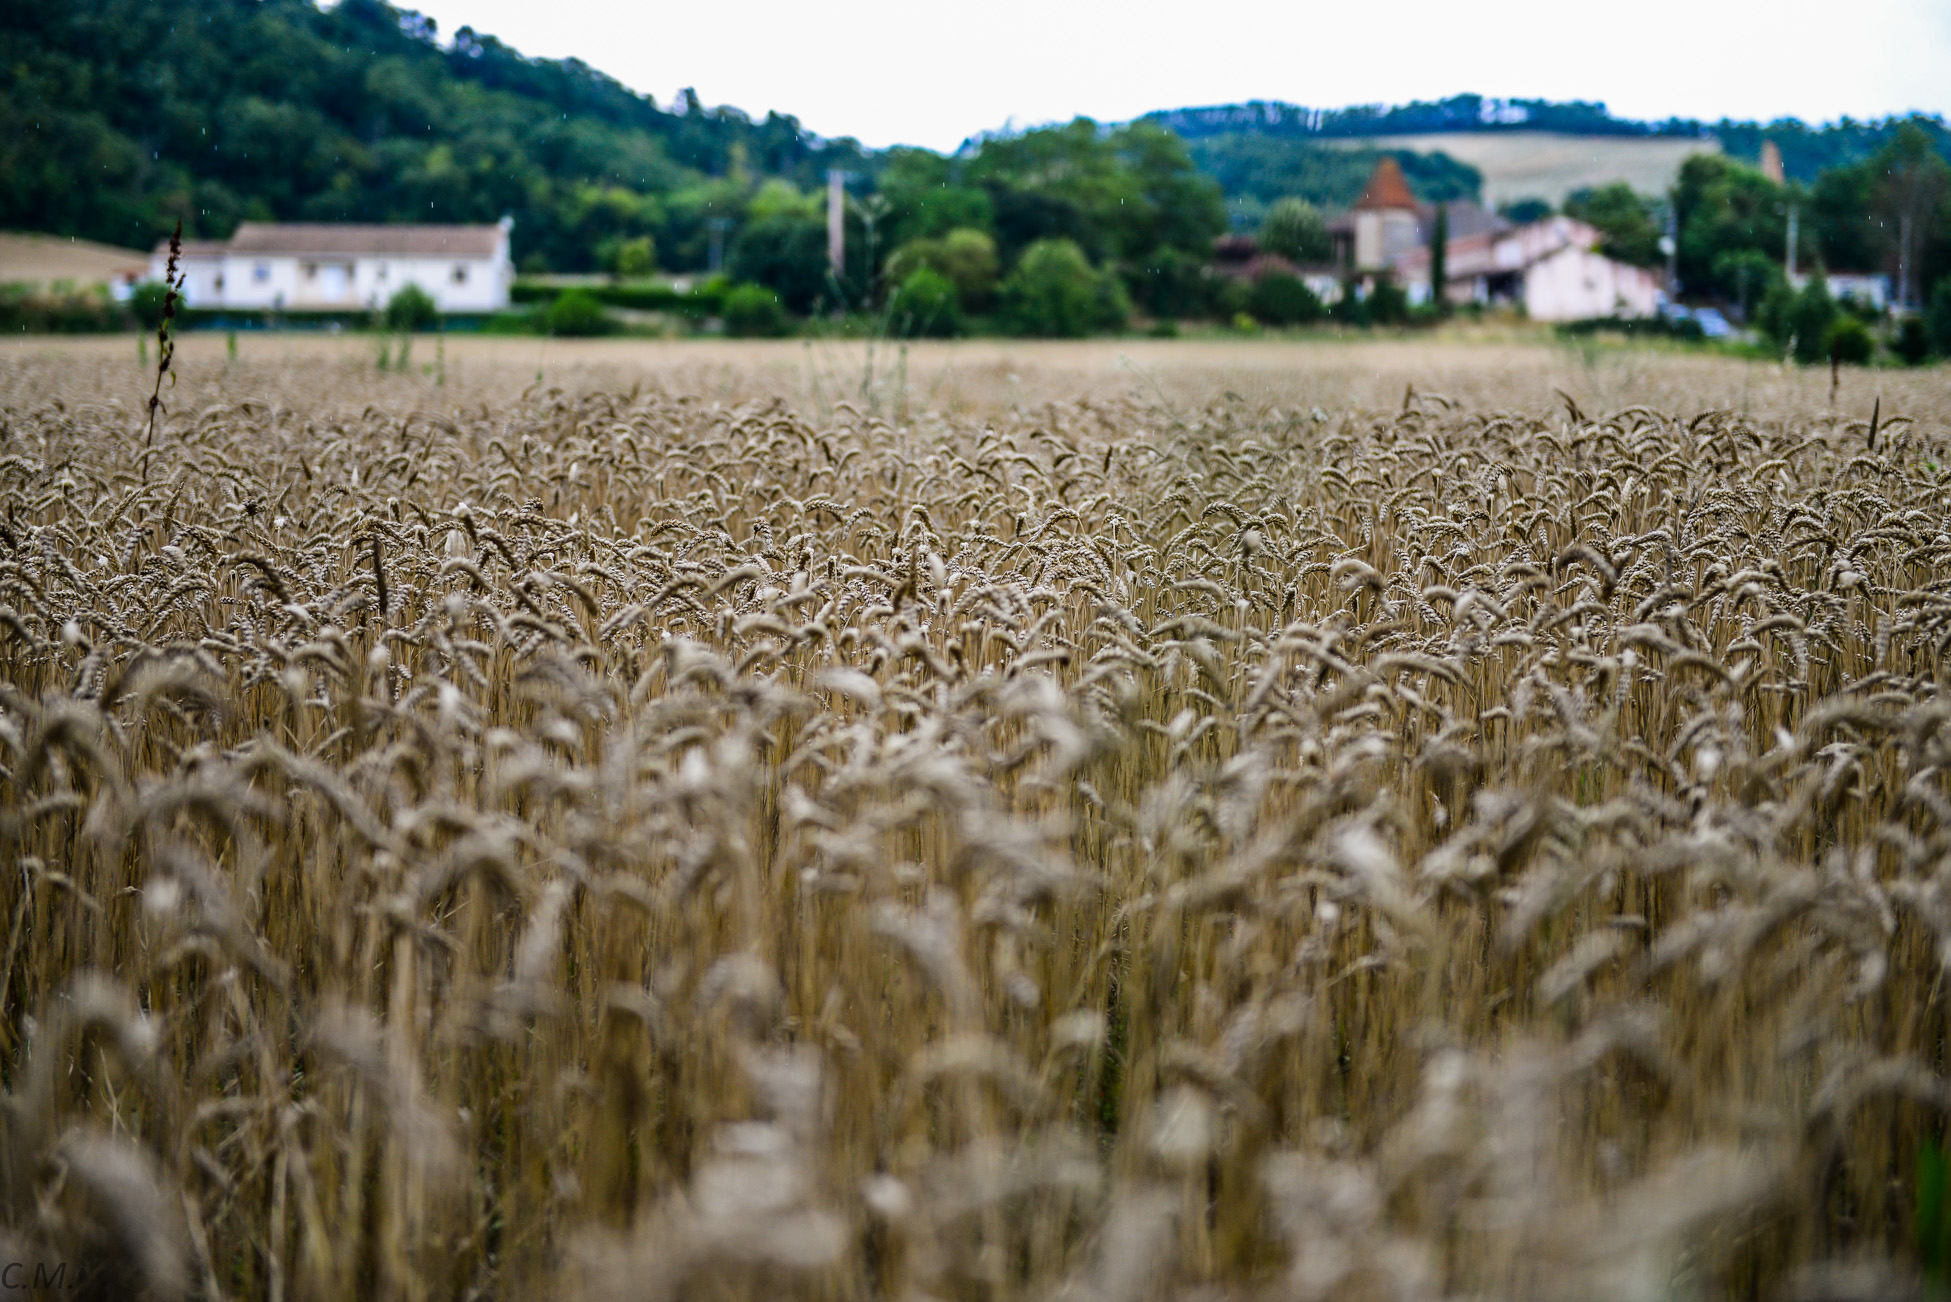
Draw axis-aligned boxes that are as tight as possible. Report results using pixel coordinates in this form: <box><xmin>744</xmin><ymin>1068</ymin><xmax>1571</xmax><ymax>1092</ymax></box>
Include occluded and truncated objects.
<box><xmin>1785</xmin><ymin>203</ymin><xmax>1799</xmax><ymax>284</ymax></box>
<box><xmin>827</xmin><ymin>170</ymin><xmax>847</xmax><ymax>280</ymax></box>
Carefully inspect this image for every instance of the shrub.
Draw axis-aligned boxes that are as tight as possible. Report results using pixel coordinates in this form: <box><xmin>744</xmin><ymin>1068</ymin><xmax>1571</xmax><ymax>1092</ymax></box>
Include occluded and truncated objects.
<box><xmin>1247</xmin><ymin>273</ymin><xmax>1324</xmax><ymax>327</ymax></box>
<box><xmin>1128</xmin><ymin>248</ymin><xmax>1212</xmax><ymax>320</ymax></box>
<box><xmin>998</xmin><ymin>239</ymin><xmax>1129</xmax><ymax>338</ymax></box>
<box><xmin>1368</xmin><ymin>278</ymin><xmax>1411</xmax><ymax>326</ymax></box>
<box><xmin>130</xmin><ymin>281</ymin><xmax>172</xmax><ymax>330</ymax></box>
<box><xmin>1787</xmin><ymin>278</ymin><xmax>1837</xmax><ymax>364</ymax></box>
<box><xmin>886</xmin><ymin>269</ymin><xmax>961</xmax><ymax>338</ymax></box>
<box><xmin>1329</xmin><ymin>280</ymin><xmax>1369</xmax><ymax>327</ymax></box>
<box><xmin>1893</xmin><ymin>315</ymin><xmax>1932</xmax><ymax>365</ymax></box>
<box><xmin>1825</xmin><ymin>317</ymin><xmax>1874</xmax><ymax>365</ymax></box>
<box><xmin>383</xmin><ymin>283</ymin><xmax>440</xmax><ymax>333</ymax></box>
<box><xmin>603</xmin><ymin>235</ymin><xmax>656</xmax><ymax>280</ymax></box>
<box><xmin>887</xmin><ymin>229</ymin><xmax>999</xmax><ymax>312</ymax></box>
<box><xmin>543</xmin><ymin>289</ymin><xmax>613</xmax><ymax>337</ymax></box>
<box><xmin>721</xmin><ymin>283</ymin><xmax>789</xmax><ymax>338</ymax></box>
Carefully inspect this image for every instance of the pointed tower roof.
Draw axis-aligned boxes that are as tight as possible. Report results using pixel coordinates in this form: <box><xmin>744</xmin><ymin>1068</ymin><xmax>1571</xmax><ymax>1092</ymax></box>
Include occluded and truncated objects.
<box><xmin>1353</xmin><ymin>156</ymin><xmax>1418</xmax><ymax>211</ymax></box>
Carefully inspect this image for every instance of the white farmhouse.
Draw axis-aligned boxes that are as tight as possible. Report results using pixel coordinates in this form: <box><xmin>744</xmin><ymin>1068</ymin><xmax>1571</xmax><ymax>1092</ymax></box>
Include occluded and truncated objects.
<box><xmin>1394</xmin><ymin>216</ymin><xmax>1665</xmax><ymax>321</ymax></box>
<box><xmin>150</xmin><ymin>220</ymin><xmax>514</xmax><ymax>314</ymax></box>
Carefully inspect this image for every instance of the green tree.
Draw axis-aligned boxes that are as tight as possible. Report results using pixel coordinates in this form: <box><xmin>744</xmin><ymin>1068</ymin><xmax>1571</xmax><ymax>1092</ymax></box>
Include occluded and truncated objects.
<box><xmin>1673</xmin><ymin>154</ymin><xmax>1801</xmax><ymax>299</ymax></box>
<box><xmin>721</xmin><ymin>283</ymin><xmax>789</xmax><ymax>337</ymax></box>
<box><xmin>384</xmin><ymin>283</ymin><xmax>440</xmax><ymax>332</ymax></box>
<box><xmin>1258</xmin><ymin>198</ymin><xmax>1333</xmax><ymax>264</ymax></box>
<box><xmin>1128</xmin><ymin>248</ymin><xmax>1213</xmax><ymax>319</ymax></box>
<box><xmin>130</xmin><ymin>281</ymin><xmax>173</xmax><ymax>330</ymax></box>
<box><xmin>1873</xmin><ymin>123</ymin><xmax>1951</xmax><ymax>306</ymax></box>
<box><xmin>1427</xmin><ymin>202</ymin><xmax>1449</xmax><ymax>313</ymax></box>
<box><xmin>878</xmin><ymin>148</ymin><xmax>995</xmax><ymax>248</ymax></box>
<box><xmin>887</xmin><ymin>228</ymin><xmax>999</xmax><ymax>310</ymax></box>
<box><xmin>998</xmin><ymin>238</ymin><xmax>1129</xmax><ymax>337</ymax></box>
<box><xmin>1929</xmin><ymin>280</ymin><xmax>1951</xmax><ymax>355</ymax></box>
<box><xmin>1711</xmin><ymin>248</ymin><xmax>1785</xmax><ymax>323</ymax></box>
<box><xmin>1761</xmin><ymin>276</ymin><xmax>1836</xmax><ymax>362</ymax></box>
<box><xmin>1825</xmin><ymin>316</ymin><xmax>1874</xmax><ymax>365</ymax></box>
<box><xmin>1892</xmin><ymin>314</ymin><xmax>1932</xmax><ymax>364</ymax></box>
<box><xmin>1563</xmin><ymin>183</ymin><xmax>1663</xmax><ymax>267</ymax></box>
<box><xmin>1247</xmin><ymin>273</ymin><xmax>1324</xmax><ymax>326</ymax></box>
<box><xmin>887</xmin><ymin>268</ymin><xmax>962</xmax><ymax>338</ymax></box>
<box><xmin>544</xmin><ymin>288</ymin><xmax>612</xmax><ymax>336</ymax></box>
<box><xmin>1501</xmin><ymin>198</ymin><xmax>1553</xmax><ymax>224</ymax></box>
<box><xmin>603</xmin><ymin>235</ymin><xmax>656</xmax><ymax>279</ymax></box>
<box><xmin>1368</xmin><ymin>278</ymin><xmax>1410</xmax><ymax>326</ymax></box>
<box><xmin>728</xmin><ymin>214</ymin><xmax>831</xmax><ymax>313</ymax></box>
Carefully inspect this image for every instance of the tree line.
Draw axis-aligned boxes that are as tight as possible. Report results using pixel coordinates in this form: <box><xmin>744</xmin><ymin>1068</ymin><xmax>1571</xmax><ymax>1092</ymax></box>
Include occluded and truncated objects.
<box><xmin>4</xmin><ymin>0</ymin><xmax>1950</xmax><ymax>350</ymax></box>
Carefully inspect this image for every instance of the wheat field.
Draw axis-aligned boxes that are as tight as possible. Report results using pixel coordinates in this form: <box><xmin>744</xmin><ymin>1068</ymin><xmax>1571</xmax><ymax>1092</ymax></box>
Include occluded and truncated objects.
<box><xmin>2</xmin><ymin>341</ymin><xmax>1950</xmax><ymax>1301</ymax></box>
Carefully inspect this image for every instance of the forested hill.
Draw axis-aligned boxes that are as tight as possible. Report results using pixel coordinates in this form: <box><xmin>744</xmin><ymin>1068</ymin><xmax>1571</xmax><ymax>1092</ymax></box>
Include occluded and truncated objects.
<box><xmin>0</xmin><ymin>0</ymin><xmax>874</xmax><ymax>268</ymax></box>
<box><xmin>1148</xmin><ymin>95</ymin><xmax>1951</xmax><ymax>182</ymax></box>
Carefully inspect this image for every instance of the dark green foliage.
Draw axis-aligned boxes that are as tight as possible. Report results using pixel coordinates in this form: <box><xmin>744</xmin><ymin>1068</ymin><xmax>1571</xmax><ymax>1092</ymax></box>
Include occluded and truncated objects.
<box><xmin>1824</xmin><ymin>316</ymin><xmax>1873</xmax><ymax>364</ymax></box>
<box><xmin>1892</xmin><ymin>314</ymin><xmax>1932</xmax><ymax>364</ymax></box>
<box><xmin>1258</xmin><ymin>198</ymin><xmax>1333</xmax><ymax>264</ymax></box>
<box><xmin>1711</xmin><ymin>249</ymin><xmax>1785</xmax><ymax>323</ymax></box>
<box><xmin>1500</xmin><ymin>198</ymin><xmax>1554</xmax><ymax>224</ymax></box>
<box><xmin>511</xmin><ymin>280</ymin><xmax>723</xmax><ymax>315</ymax></box>
<box><xmin>1673</xmin><ymin>155</ymin><xmax>1800</xmax><ymax>298</ymax></box>
<box><xmin>886</xmin><ymin>269</ymin><xmax>961</xmax><ymax>338</ymax></box>
<box><xmin>603</xmin><ymin>235</ymin><xmax>656</xmax><ymax>279</ymax></box>
<box><xmin>1428</xmin><ymin>204</ymin><xmax>1449</xmax><ymax>314</ymax></box>
<box><xmin>1556</xmin><ymin>315</ymin><xmax>1704</xmax><ymax>341</ymax></box>
<box><xmin>1563</xmin><ymin>183</ymin><xmax>1664</xmax><ymax>267</ymax></box>
<box><xmin>543</xmin><ymin>289</ymin><xmax>612</xmax><ymax>337</ymax></box>
<box><xmin>1918</xmin><ymin>1142</ymin><xmax>1951</xmax><ymax>1288</ymax></box>
<box><xmin>0</xmin><ymin>0</ymin><xmax>875</xmax><ymax>266</ymax></box>
<box><xmin>1187</xmin><ymin>137</ymin><xmax>1479</xmax><ymax>230</ymax></box>
<box><xmin>1367</xmin><ymin>279</ymin><xmax>1410</xmax><ymax>326</ymax></box>
<box><xmin>966</xmin><ymin>120</ymin><xmax>1227</xmax><ymax>266</ymax></box>
<box><xmin>721</xmin><ymin>283</ymin><xmax>789</xmax><ymax>337</ymax></box>
<box><xmin>383</xmin><ymin>283</ymin><xmax>439</xmax><ymax>332</ymax></box>
<box><xmin>886</xmin><ymin>230</ymin><xmax>999</xmax><ymax>312</ymax></box>
<box><xmin>130</xmin><ymin>281</ymin><xmax>172</xmax><ymax>330</ymax></box>
<box><xmin>1127</xmin><ymin>248</ymin><xmax>1213</xmax><ymax>319</ymax></box>
<box><xmin>998</xmin><ymin>239</ymin><xmax>1130</xmax><ymax>337</ymax></box>
<box><xmin>729</xmin><ymin>215</ymin><xmax>831</xmax><ymax>314</ymax></box>
<box><xmin>1760</xmin><ymin>277</ymin><xmax>1837</xmax><ymax>363</ymax></box>
<box><xmin>1246</xmin><ymin>273</ymin><xmax>1324</xmax><ymax>326</ymax></box>
<box><xmin>1329</xmin><ymin>280</ymin><xmax>1369</xmax><ymax>326</ymax></box>
<box><xmin>1149</xmin><ymin>96</ymin><xmax>1950</xmax><ymax>182</ymax></box>
<box><xmin>1929</xmin><ymin>281</ymin><xmax>1951</xmax><ymax>354</ymax></box>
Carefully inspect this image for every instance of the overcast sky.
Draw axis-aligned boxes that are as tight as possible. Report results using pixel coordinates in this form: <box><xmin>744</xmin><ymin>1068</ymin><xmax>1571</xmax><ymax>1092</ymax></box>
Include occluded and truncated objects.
<box><xmin>401</xmin><ymin>0</ymin><xmax>1951</xmax><ymax>151</ymax></box>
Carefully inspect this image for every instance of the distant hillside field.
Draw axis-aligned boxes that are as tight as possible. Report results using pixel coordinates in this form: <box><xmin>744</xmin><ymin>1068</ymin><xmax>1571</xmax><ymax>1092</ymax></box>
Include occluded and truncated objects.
<box><xmin>0</xmin><ymin>232</ymin><xmax>148</xmax><ymax>287</ymax></box>
<box><xmin>1328</xmin><ymin>131</ymin><xmax>1719</xmax><ymax>206</ymax></box>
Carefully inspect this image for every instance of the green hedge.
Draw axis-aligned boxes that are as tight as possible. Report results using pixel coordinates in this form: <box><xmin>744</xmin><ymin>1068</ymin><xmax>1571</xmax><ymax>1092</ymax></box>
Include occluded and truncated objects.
<box><xmin>511</xmin><ymin>280</ymin><xmax>725</xmax><ymax>316</ymax></box>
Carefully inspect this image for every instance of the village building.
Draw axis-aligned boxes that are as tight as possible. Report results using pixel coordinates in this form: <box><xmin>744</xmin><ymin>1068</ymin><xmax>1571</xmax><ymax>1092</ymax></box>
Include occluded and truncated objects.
<box><xmin>1317</xmin><ymin>157</ymin><xmax>1665</xmax><ymax>321</ymax></box>
<box><xmin>150</xmin><ymin>220</ymin><xmax>514</xmax><ymax>314</ymax></box>
<box><xmin>1334</xmin><ymin>157</ymin><xmax>1425</xmax><ymax>273</ymax></box>
<box><xmin>1394</xmin><ymin>216</ymin><xmax>1666</xmax><ymax>319</ymax></box>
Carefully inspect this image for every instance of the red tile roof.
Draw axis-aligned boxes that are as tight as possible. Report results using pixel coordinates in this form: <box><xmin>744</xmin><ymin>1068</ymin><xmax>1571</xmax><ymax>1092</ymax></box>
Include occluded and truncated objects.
<box><xmin>1353</xmin><ymin>157</ymin><xmax>1418</xmax><ymax>212</ymax></box>
<box><xmin>223</xmin><ymin>223</ymin><xmax>505</xmax><ymax>257</ymax></box>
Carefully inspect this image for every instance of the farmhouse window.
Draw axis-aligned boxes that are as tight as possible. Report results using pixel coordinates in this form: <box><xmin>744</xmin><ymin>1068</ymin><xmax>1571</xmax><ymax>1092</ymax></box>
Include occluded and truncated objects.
<box><xmin>452</xmin><ymin>264</ymin><xmax>469</xmax><ymax>284</ymax></box>
<box><xmin>253</xmin><ymin>263</ymin><xmax>271</xmax><ymax>283</ymax></box>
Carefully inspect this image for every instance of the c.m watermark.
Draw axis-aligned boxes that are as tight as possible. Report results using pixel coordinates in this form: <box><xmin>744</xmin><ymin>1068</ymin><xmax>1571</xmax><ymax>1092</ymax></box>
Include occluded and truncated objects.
<box><xmin>1</xmin><ymin>1261</ymin><xmax>91</xmax><ymax>1293</ymax></box>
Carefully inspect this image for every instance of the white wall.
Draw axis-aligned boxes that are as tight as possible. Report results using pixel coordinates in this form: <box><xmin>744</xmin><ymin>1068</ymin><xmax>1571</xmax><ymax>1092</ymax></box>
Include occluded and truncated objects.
<box><xmin>1522</xmin><ymin>245</ymin><xmax>1663</xmax><ymax>321</ymax></box>
<box><xmin>146</xmin><ymin>231</ymin><xmax>513</xmax><ymax>313</ymax></box>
